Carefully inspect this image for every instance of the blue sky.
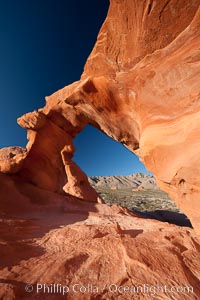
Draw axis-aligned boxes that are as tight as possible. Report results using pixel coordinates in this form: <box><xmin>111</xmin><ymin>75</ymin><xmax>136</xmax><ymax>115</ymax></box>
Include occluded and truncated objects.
<box><xmin>74</xmin><ymin>126</ymin><xmax>151</xmax><ymax>176</ymax></box>
<box><xmin>0</xmin><ymin>0</ymin><xmax>150</xmax><ymax>176</ymax></box>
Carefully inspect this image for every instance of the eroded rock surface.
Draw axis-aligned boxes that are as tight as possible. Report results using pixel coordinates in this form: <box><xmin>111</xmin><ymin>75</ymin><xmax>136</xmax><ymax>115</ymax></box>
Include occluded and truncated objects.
<box><xmin>43</xmin><ymin>0</ymin><xmax>200</xmax><ymax>233</ymax></box>
<box><xmin>89</xmin><ymin>173</ymin><xmax>157</xmax><ymax>190</ymax></box>
<box><xmin>0</xmin><ymin>0</ymin><xmax>200</xmax><ymax>299</ymax></box>
<box><xmin>0</xmin><ymin>146</ymin><xmax>27</xmax><ymax>173</ymax></box>
<box><xmin>0</xmin><ymin>173</ymin><xmax>200</xmax><ymax>300</ymax></box>
<box><xmin>61</xmin><ymin>145</ymin><xmax>101</xmax><ymax>202</ymax></box>
<box><xmin>1</xmin><ymin>0</ymin><xmax>200</xmax><ymax>231</ymax></box>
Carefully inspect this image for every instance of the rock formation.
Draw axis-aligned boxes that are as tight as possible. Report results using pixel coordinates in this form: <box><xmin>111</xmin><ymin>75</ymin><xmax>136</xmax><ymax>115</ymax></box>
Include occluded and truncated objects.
<box><xmin>61</xmin><ymin>145</ymin><xmax>102</xmax><ymax>202</ymax></box>
<box><xmin>0</xmin><ymin>175</ymin><xmax>200</xmax><ymax>299</ymax></box>
<box><xmin>1</xmin><ymin>0</ymin><xmax>199</xmax><ymax>232</ymax></box>
<box><xmin>89</xmin><ymin>173</ymin><xmax>157</xmax><ymax>190</ymax></box>
<box><xmin>0</xmin><ymin>0</ymin><xmax>200</xmax><ymax>299</ymax></box>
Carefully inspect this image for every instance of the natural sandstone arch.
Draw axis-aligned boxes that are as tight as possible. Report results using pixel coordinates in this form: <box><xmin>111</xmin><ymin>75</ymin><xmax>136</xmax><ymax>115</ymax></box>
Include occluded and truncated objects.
<box><xmin>61</xmin><ymin>143</ymin><xmax>102</xmax><ymax>203</ymax></box>
<box><xmin>0</xmin><ymin>0</ymin><xmax>200</xmax><ymax>235</ymax></box>
<box><xmin>1</xmin><ymin>3</ymin><xmax>200</xmax><ymax>299</ymax></box>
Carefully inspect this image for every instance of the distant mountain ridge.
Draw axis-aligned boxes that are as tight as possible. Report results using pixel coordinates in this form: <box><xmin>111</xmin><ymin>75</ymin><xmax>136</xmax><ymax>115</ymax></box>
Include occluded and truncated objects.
<box><xmin>89</xmin><ymin>173</ymin><xmax>158</xmax><ymax>190</ymax></box>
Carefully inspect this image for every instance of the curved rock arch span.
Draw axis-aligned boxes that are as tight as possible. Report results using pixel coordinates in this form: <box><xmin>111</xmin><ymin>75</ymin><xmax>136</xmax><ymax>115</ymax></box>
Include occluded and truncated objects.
<box><xmin>0</xmin><ymin>0</ymin><xmax>200</xmax><ymax>235</ymax></box>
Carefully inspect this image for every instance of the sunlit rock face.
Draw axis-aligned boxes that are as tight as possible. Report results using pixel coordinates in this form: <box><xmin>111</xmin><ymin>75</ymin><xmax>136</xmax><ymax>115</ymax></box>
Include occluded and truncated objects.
<box><xmin>0</xmin><ymin>177</ymin><xmax>200</xmax><ymax>300</ymax></box>
<box><xmin>75</xmin><ymin>0</ymin><xmax>200</xmax><ymax>233</ymax></box>
<box><xmin>0</xmin><ymin>1</ymin><xmax>200</xmax><ymax>299</ymax></box>
<box><xmin>0</xmin><ymin>1</ymin><xmax>200</xmax><ymax>231</ymax></box>
<box><xmin>44</xmin><ymin>1</ymin><xmax>200</xmax><ymax>233</ymax></box>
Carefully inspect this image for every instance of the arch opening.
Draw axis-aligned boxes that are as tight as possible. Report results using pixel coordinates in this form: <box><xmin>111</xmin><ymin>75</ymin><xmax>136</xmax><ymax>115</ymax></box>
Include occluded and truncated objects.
<box><xmin>73</xmin><ymin>125</ymin><xmax>192</xmax><ymax>228</ymax></box>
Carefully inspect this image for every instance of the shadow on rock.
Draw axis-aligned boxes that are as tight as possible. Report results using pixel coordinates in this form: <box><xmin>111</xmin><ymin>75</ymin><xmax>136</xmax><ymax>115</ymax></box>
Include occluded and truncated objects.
<box><xmin>132</xmin><ymin>209</ymin><xmax>193</xmax><ymax>228</ymax></box>
<box><xmin>0</xmin><ymin>173</ymin><xmax>98</xmax><ymax>270</ymax></box>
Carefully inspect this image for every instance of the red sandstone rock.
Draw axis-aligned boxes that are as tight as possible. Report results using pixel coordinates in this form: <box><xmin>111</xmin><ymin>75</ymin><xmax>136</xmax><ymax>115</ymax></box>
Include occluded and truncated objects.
<box><xmin>61</xmin><ymin>145</ymin><xmax>101</xmax><ymax>202</ymax></box>
<box><xmin>0</xmin><ymin>1</ymin><xmax>200</xmax><ymax>299</ymax></box>
<box><xmin>41</xmin><ymin>1</ymin><xmax>200</xmax><ymax>233</ymax></box>
<box><xmin>0</xmin><ymin>173</ymin><xmax>200</xmax><ymax>299</ymax></box>
<box><xmin>0</xmin><ymin>146</ymin><xmax>27</xmax><ymax>173</ymax></box>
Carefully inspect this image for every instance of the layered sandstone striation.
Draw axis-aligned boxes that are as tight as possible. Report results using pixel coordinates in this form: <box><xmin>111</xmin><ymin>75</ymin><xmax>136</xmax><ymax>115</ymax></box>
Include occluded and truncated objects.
<box><xmin>43</xmin><ymin>0</ymin><xmax>200</xmax><ymax>233</ymax></box>
<box><xmin>0</xmin><ymin>0</ymin><xmax>200</xmax><ymax>299</ymax></box>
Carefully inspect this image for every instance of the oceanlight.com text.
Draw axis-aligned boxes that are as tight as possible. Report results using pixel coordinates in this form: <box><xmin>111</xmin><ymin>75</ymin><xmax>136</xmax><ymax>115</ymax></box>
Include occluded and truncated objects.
<box><xmin>25</xmin><ymin>283</ymin><xmax>194</xmax><ymax>297</ymax></box>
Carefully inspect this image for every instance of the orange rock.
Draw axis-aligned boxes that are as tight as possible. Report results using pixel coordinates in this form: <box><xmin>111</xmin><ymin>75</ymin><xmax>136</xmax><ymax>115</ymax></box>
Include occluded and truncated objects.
<box><xmin>0</xmin><ymin>1</ymin><xmax>199</xmax><ymax>231</ymax></box>
<box><xmin>2</xmin><ymin>0</ymin><xmax>200</xmax><ymax>230</ymax></box>
<box><xmin>61</xmin><ymin>145</ymin><xmax>101</xmax><ymax>202</ymax></box>
<box><xmin>0</xmin><ymin>173</ymin><xmax>199</xmax><ymax>299</ymax></box>
<box><xmin>43</xmin><ymin>1</ymin><xmax>200</xmax><ymax>233</ymax></box>
<box><xmin>110</xmin><ymin>186</ymin><xmax>118</xmax><ymax>190</ymax></box>
<box><xmin>0</xmin><ymin>1</ymin><xmax>200</xmax><ymax>297</ymax></box>
<box><xmin>0</xmin><ymin>146</ymin><xmax>27</xmax><ymax>173</ymax></box>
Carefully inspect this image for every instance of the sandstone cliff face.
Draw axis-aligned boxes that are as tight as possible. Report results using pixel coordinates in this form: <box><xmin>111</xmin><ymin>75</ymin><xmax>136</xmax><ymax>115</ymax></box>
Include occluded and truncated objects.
<box><xmin>6</xmin><ymin>0</ymin><xmax>198</xmax><ymax>232</ymax></box>
<box><xmin>43</xmin><ymin>1</ymin><xmax>200</xmax><ymax>233</ymax></box>
<box><xmin>1</xmin><ymin>0</ymin><xmax>199</xmax><ymax>230</ymax></box>
<box><xmin>0</xmin><ymin>1</ymin><xmax>200</xmax><ymax>299</ymax></box>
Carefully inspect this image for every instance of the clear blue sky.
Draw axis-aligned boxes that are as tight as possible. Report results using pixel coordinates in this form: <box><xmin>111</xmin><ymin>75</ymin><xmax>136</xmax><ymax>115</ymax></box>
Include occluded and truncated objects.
<box><xmin>0</xmin><ymin>0</ymin><xmax>151</xmax><ymax>176</ymax></box>
<box><xmin>74</xmin><ymin>126</ymin><xmax>151</xmax><ymax>176</ymax></box>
